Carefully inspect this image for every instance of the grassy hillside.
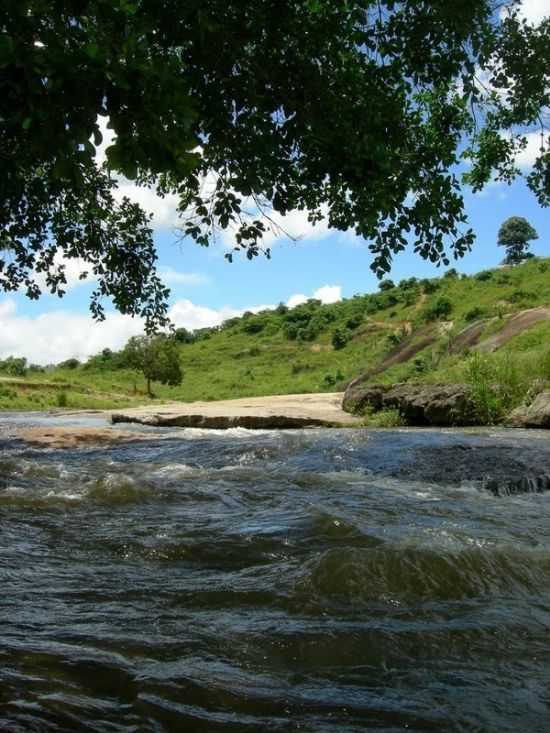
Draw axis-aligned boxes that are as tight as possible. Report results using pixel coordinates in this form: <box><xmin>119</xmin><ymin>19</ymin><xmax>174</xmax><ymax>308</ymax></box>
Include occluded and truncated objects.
<box><xmin>2</xmin><ymin>257</ymin><xmax>550</xmax><ymax>415</ymax></box>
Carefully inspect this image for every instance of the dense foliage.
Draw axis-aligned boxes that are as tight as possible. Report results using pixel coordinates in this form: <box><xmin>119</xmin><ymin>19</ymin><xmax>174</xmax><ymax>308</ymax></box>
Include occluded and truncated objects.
<box><xmin>0</xmin><ymin>1</ymin><xmax>548</xmax><ymax>325</ymax></box>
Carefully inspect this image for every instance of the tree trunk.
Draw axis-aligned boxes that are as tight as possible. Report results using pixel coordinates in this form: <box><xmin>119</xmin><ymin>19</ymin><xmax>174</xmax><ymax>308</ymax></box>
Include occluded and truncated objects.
<box><xmin>147</xmin><ymin>377</ymin><xmax>152</xmax><ymax>397</ymax></box>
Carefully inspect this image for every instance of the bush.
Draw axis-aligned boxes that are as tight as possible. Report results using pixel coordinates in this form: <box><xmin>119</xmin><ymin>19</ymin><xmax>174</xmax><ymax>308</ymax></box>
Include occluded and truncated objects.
<box><xmin>508</xmin><ymin>289</ymin><xmax>536</xmax><ymax>304</ymax></box>
<box><xmin>174</xmin><ymin>327</ymin><xmax>196</xmax><ymax>342</ymax></box>
<box><xmin>398</xmin><ymin>277</ymin><xmax>418</xmax><ymax>290</ymax></box>
<box><xmin>464</xmin><ymin>306</ymin><xmax>486</xmax><ymax>322</ymax></box>
<box><xmin>443</xmin><ymin>268</ymin><xmax>459</xmax><ymax>279</ymax></box>
<box><xmin>423</xmin><ymin>296</ymin><xmax>453</xmax><ymax>321</ymax></box>
<box><xmin>322</xmin><ymin>370</ymin><xmax>345</xmax><ymax>388</ymax></box>
<box><xmin>379</xmin><ymin>278</ymin><xmax>395</xmax><ymax>291</ymax></box>
<box><xmin>0</xmin><ymin>356</ymin><xmax>28</xmax><ymax>376</ymax></box>
<box><xmin>242</xmin><ymin>319</ymin><xmax>265</xmax><ymax>334</ymax></box>
<box><xmin>475</xmin><ymin>270</ymin><xmax>493</xmax><ymax>281</ymax></box>
<box><xmin>465</xmin><ymin>352</ymin><xmax>527</xmax><ymax>424</ymax></box>
<box><xmin>332</xmin><ymin>328</ymin><xmax>351</xmax><ymax>350</ymax></box>
<box><xmin>284</xmin><ymin>323</ymin><xmax>299</xmax><ymax>340</ymax></box>
<box><xmin>57</xmin><ymin>391</ymin><xmax>68</xmax><ymax>408</ymax></box>
<box><xmin>420</xmin><ymin>278</ymin><xmax>439</xmax><ymax>294</ymax></box>
<box><xmin>346</xmin><ymin>314</ymin><xmax>363</xmax><ymax>330</ymax></box>
<box><xmin>58</xmin><ymin>358</ymin><xmax>80</xmax><ymax>370</ymax></box>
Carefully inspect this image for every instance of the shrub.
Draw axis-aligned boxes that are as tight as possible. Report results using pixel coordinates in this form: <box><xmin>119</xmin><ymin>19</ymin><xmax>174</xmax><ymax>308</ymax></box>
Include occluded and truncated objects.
<box><xmin>346</xmin><ymin>314</ymin><xmax>363</xmax><ymax>330</ymax></box>
<box><xmin>443</xmin><ymin>268</ymin><xmax>459</xmax><ymax>279</ymax></box>
<box><xmin>0</xmin><ymin>356</ymin><xmax>28</xmax><ymax>376</ymax></box>
<box><xmin>58</xmin><ymin>358</ymin><xmax>80</xmax><ymax>370</ymax></box>
<box><xmin>284</xmin><ymin>323</ymin><xmax>299</xmax><ymax>340</ymax></box>
<box><xmin>322</xmin><ymin>370</ymin><xmax>345</xmax><ymax>388</ymax></box>
<box><xmin>332</xmin><ymin>328</ymin><xmax>351</xmax><ymax>350</ymax></box>
<box><xmin>464</xmin><ymin>306</ymin><xmax>486</xmax><ymax>322</ymax></box>
<box><xmin>379</xmin><ymin>278</ymin><xmax>395</xmax><ymax>291</ymax></box>
<box><xmin>475</xmin><ymin>270</ymin><xmax>493</xmax><ymax>281</ymax></box>
<box><xmin>398</xmin><ymin>277</ymin><xmax>418</xmax><ymax>290</ymax></box>
<box><xmin>508</xmin><ymin>289</ymin><xmax>536</xmax><ymax>304</ymax></box>
<box><xmin>57</xmin><ymin>392</ymin><xmax>68</xmax><ymax>408</ymax></box>
<box><xmin>423</xmin><ymin>296</ymin><xmax>453</xmax><ymax>321</ymax></box>
<box><xmin>242</xmin><ymin>319</ymin><xmax>265</xmax><ymax>334</ymax></box>
<box><xmin>420</xmin><ymin>278</ymin><xmax>439</xmax><ymax>294</ymax></box>
<box><xmin>174</xmin><ymin>327</ymin><xmax>196</xmax><ymax>342</ymax></box>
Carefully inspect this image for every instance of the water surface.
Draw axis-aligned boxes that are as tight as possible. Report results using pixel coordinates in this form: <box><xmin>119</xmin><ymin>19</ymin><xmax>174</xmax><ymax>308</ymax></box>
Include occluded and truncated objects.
<box><xmin>2</xmin><ymin>414</ymin><xmax>550</xmax><ymax>731</ymax></box>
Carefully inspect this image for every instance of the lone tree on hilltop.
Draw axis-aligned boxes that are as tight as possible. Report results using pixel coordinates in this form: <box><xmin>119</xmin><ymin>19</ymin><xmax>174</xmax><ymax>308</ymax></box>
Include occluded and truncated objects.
<box><xmin>122</xmin><ymin>336</ymin><xmax>182</xmax><ymax>397</ymax></box>
<box><xmin>0</xmin><ymin>2</ymin><xmax>548</xmax><ymax>328</ymax></box>
<box><xmin>498</xmin><ymin>217</ymin><xmax>539</xmax><ymax>265</ymax></box>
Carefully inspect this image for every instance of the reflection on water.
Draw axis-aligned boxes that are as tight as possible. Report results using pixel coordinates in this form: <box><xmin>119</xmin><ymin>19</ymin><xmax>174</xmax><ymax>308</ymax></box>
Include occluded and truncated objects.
<box><xmin>2</xmin><ymin>415</ymin><xmax>550</xmax><ymax>731</ymax></box>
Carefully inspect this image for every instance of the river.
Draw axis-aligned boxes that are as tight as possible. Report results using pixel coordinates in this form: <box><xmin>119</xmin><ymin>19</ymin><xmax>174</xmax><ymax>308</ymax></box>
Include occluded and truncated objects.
<box><xmin>2</xmin><ymin>413</ymin><xmax>550</xmax><ymax>731</ymax></box>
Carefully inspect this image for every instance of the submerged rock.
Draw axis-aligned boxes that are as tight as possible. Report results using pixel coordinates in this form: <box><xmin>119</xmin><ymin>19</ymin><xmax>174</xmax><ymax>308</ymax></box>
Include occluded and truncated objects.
<box><xmin>343</xmin><ymin>381</ymin><xmax>477</xmax><ymax>426</ymax></box>
<box><xmin>391</xmin><ymin>444</ymin><xmax>550</xmax><ymax>496</ymax></box>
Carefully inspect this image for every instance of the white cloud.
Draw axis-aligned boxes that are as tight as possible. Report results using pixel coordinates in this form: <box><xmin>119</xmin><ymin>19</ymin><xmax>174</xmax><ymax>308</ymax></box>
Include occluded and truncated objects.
<box><xmin>501</xmin><ymin>0</ymin><xmax>549</xmax><ymax>24</ymax></box>
<box><xmin>158</xmin><ymin>268</ymin><xmax>210</xmax><ymax>286</ymax></box>
<box><xmin>0</xmin><ymin>299</ymin><xmax>143</xmax><ymax>364</ymax></box>
<box><xmin>313</xmin><ymin>285</ymin><xmax>342</xmax><ymax>304</ymax></box>
<box><xmin>286</xmin><ymin>284</ymin><xmax>342</xmax><ymax>309</ymax></box>
<box><xmin>168</xmin><ymin>299</ymin><xmax>242</xmax><ymax>331</ymax></box>
<box><xmin>515</xmin><ymin>131</ymin><xmax>547</xmax><ymax>169</ymax></box>
<box><xmin>286</xmin><ymin>293</ymin><xmax>308</xmax><ymax>308</ymax></box>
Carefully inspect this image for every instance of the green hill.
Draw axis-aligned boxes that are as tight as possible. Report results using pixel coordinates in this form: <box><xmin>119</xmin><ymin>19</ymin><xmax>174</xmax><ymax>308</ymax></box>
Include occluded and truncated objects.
<box><xmin>2</xmin><ymin>257</ymin><xmax>550</xmax><ymax>419</ymax></box>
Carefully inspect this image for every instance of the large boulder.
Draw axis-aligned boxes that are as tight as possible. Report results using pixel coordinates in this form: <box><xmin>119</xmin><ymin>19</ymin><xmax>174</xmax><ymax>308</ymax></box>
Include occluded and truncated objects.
<box><xmin>507</xmin><ymin>391</ymin><xmax>550</xmax><ymax>428</ymax></box>
<box><xmin>342</xmin><ymin>381</ymin><xmax>477</xmax><ymax>426</ymax></box>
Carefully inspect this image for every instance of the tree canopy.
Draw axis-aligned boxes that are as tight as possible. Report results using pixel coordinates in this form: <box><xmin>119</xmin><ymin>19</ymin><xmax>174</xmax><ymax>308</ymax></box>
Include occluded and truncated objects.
<box><xmin>1</xmin><ymin>1</ymin><xmax>548</xmax><ymax>329</ymax></box>
<box><xmin>498</xmin><ymin>216</ymin><xmax>539</xmax><ymax>264</ymax></box>
<box><xmin>122</xmin><ymin>334</ymin><xmax>182</xmax><ymax>395</ymax></box>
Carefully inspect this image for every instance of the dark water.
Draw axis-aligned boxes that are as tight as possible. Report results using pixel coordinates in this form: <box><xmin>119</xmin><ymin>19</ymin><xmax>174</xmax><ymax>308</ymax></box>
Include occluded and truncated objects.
<box><xmin>2</xmin><ymin>415</ymin><xmax>550</xmax><ymax>732</ymax></box>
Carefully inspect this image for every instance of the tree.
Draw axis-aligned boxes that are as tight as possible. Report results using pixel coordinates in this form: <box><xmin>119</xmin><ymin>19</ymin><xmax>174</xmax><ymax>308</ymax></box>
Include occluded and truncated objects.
<box><xmin>497</xmin><ymin>216</ymin><xmax>539</xmax><ymax>264</ymax></box>
<box><xmin>122</xmin><ymin>335</ymin><xmax>182</xmax><ymax>396</ymax></box>
<box><xmin>1</xmin><ymin>2</ymin><xmax>548</xmax><ymax>328</ymax></box>
<box><xmin>0</xmin><ymin>356</ymin><xmax>27</xmax><ymax>377</ymax></box>
<box><xmin>379</xmin><ymin>279</ymin><xmax>396</xmax><ymax>292</ymax></box>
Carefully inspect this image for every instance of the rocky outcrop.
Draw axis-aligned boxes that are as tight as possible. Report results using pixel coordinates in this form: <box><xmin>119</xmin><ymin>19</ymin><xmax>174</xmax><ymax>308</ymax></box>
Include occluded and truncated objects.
<box><xmin>111</xmin><ymin>393</ymin><xmax>360</xmax><ymax>430</ymax></box>
<box><xmin>112</xmin><ymin>413</ymin><xmax>339</xmax><ymax>429</ymax></box>
<box><xmin>343</xmin><ymin>381</ymin><xmax>477</xmax><ymax>426</ymax></box>
<box><xmin>507</xmin><ymin>390</ymin><xmax>550</xmax><ymax>428</ymax></box>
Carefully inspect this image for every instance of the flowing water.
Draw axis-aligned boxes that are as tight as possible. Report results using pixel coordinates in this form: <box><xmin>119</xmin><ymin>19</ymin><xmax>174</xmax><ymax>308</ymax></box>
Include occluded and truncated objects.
<box><xmin>2</xmin><ymin>414</ymin><xmax>550</xmax><ymax>732</ymax></box>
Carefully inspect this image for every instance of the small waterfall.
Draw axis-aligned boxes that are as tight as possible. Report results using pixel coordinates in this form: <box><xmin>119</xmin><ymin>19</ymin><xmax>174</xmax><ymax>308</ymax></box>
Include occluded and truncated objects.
<box><xmin>484</xmin><ymin>474</ymin><xmax>550</xmax><ymax>496</ymax></box>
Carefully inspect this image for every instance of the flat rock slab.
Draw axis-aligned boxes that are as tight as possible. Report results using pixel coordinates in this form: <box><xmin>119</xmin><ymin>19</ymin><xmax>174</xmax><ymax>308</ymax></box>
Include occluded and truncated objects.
<box><xmin>15</xmin><ymin>426</ymin><xmax>156</xmax><ymax>449</ymax></box>
<box><xmin>111</xmin><ymin>392</ymin><xmax>361</xmax><ymax>429</ymax></box>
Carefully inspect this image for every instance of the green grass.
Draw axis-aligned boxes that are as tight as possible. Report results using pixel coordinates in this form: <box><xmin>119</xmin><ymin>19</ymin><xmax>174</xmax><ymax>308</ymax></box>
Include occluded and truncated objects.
<box><xmin>2</xmin><ymin>258</ymin><xmax>550</xmax><ymax>415</ymax></box>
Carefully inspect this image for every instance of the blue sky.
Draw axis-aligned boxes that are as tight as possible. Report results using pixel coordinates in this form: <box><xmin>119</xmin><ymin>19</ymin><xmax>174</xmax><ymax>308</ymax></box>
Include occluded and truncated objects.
<box><xmin>0</xmin><ymin>0</ymin><xmax>547</xmax><ymax>364</ymax></box>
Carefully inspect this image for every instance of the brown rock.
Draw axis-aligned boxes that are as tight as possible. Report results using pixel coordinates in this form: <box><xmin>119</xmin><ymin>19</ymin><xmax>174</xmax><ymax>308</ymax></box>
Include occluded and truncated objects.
<box><xmin>343</xmin><ymin>381</ymin><xmax>477</xmax><ymax>426</ymax></box>
<box><xmin>508</xmin><ymin>391</ymin><xmax>550</xmax><ymax>428</ymax></box>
